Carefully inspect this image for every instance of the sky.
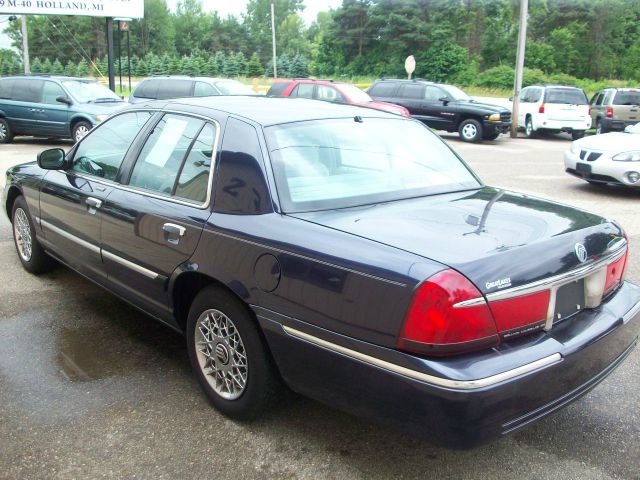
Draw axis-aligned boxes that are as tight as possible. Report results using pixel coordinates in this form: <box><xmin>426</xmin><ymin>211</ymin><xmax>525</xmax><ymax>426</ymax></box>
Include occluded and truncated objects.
<box><xmin>0</xmin><ymin>0</ymin><xmax>342</xmax><ymax>51</ymax></box>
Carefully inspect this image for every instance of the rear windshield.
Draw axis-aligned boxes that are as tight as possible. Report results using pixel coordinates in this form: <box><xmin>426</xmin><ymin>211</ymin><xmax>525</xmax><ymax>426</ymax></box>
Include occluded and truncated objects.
<box><xmin>267</xmin><ymin>82</ymin><xmax>292</xmax><ymax>97</ymax></box>
<box><xmin>133</xmin><ymin>79</ymin><xmax>160</xmax><ymax>99</ymax></box>
<box><xmin>613</xmin><ymin>90</ymin><xmax>640</xmax><ymax>105</ymax></box>
<box><xmin>265</xmin><ymin>118</ymin><xmax>480</xmax><ymax>212</ymax></box>
<box><xmin>544</xmin><ymin>88</ymin><xmax>588</xmax><ymax>105</ymax></box>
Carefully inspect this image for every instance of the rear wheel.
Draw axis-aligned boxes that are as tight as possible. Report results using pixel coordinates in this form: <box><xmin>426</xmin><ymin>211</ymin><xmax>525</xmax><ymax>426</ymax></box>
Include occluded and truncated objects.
<box><xmin>186</xmin><ymin>286</ymin><xmax>280</xmax><ymax>420</ymax></box>
<box><xmin>572</xmin><ymin>130</ymin><xmax>585</xmax><ymax>140</ymax></box>
<box><xmin>458</xmin><ymin>119</ymin><xmax>483</xmax><ymax>143</ymax></box>
<box><xmin>0</xmin><ymin>118</ymin><xmax>14</xmax><ymax>144</ymax></box>
<box><xmin>525</xmin><ymin>116</ymin><xmax>537</xmax><ymax>138</ymax></box>
<box><xmin>11</xmin><ymin>196</ymin><xmax>55</xmax><ymax>274</ymax></box>
<box><xmin>72</xmin><ymin>121</ymin><xmax>92</xmax><ymax>143</ymax></box>
<box><xmin>596</xmin><ymin>120</ymin><xmax>607</xmax><ymax>135</ymax></box>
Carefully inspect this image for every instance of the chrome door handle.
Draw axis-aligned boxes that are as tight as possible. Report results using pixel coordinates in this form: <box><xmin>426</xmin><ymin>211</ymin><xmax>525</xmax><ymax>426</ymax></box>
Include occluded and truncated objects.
<box><xmin>86</xmin><ymin>197</ymin><xmax>102</xmax><ymax>214</ymax></box>
<box><xmin>163</xmin><ymin>223</ymin><xmax>186</xmax><ymax>245</ymax></box>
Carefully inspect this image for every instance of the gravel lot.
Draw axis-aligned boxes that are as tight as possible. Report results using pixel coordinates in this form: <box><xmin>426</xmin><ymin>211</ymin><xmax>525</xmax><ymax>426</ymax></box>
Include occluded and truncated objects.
<box><xmin>0</xmin><ymin>132</ymin><xmax>639</xmax><ymax>480</ymax></box>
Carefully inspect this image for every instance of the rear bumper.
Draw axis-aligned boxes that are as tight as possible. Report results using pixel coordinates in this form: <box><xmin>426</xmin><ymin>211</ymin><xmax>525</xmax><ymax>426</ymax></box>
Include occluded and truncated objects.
<box><xmin>536</xmin><ymin>118</ymin><xmax>592</xmax><ymax>132</ymax></box>
<box><xmin>256</xmin><ymin>281</ymin><xmax>640</xmax><ymax>448</ymax></box>
<box><xmin>602</xmin><ymin>118</ymin><xmax>638</xmax><ymax>131</ymax></box>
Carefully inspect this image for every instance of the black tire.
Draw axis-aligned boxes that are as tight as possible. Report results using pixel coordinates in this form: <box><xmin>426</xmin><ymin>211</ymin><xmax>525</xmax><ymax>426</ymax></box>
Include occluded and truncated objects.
<box><xmin>186</xmin><ymin>286</ymin><xmax>280</xmax><ymax>420</ymax></box>
<box><xmin>11</xmin><ymin>196</ymin><xmax>56</xmax><ymax>274</ymax></box>
<box><xmin>572</xmin><ymin>130</ymin><xmax>585</xmax><ymax>140</ymax></box>
<box><xmin>525</xmin><ymin>116</ymin><xmax>537</xmax><ymax>138</ymax></box>
<box><xmin>596</xmin><ymin>120</ymin><xmax>607</xmax><ymax>135</ymax></box>
<box><xmin>0</xmin><ymin>117</ymin><xmax>14</xmax><ymax>144</ymax></box>
<box><xmin>72</xmin><ymin>120</ymin><xmax>92</xmax><ymax>143</ymax></box>
<box><xmin>458</xmin><ymin>119</ymin><xmax>483</xmax><ymax>143</ymax></box>
<box><xmin>483</xmin><ymin>132</ymin><xmax>500</xmax><ymax>141</ymax></box>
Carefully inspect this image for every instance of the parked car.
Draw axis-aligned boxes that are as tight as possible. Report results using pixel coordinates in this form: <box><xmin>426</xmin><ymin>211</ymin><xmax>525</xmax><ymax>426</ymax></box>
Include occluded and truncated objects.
<box><xmin>128</xmin><ymin>76</ymin><xmax>255</xmax><ymax>104</ymax></box>
<box><xmin>564</xmin><ymin>121</ymin><xmax>640</xmax><ymax>187</ymax></box>
<box><xmin>517</xmin><ymin>84</ymin><xmax>591</xmax><ymax>139</ymax></box>
<box><xmin>367</xmin><ymin>78</ymin><xmax>511</xmax><ymax>142</ymax></box>
<box><xmin>266</xmin><ymin>78</ymin><xmax>410</xmax><ymax>117</ymax></box>
<box><xmin>5</xmin><ymin>97</ymin><xmax>639</xmax><ymax>448</ymax></box>
<box><xmin>0</xmin><ymin>75</ymin><xmax>126</xmax><ymax>143</ymax></box>
<box><xmin>590</xmin><ymin>87</ymin><xmax>640</xmax><ymax>134</ymax></box>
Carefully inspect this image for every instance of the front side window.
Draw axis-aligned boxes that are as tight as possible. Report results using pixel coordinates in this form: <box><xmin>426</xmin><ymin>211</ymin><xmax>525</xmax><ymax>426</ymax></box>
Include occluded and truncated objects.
<box><xmin>71</xmin><ymin>111</ymin><xmax>152</xmax><ymax>180</ymax></box>
<box><xmin>61</xmin><ymin>80</ymin><xmax>121</xmax><ymax>103</ymax></box>
<box><xmin>292</xmin><ymin>83</ymin><xmax>314</xmax><ymax>99</ymax></box>
<box><xmin>194</xmin><ymin>82</ymin><xmax>219</xmax><ymax>97</ymax></box>
<box><xmin>424</xmin><ymin>86</ymin><xmax>445</xmax><ymax>102</ymax></box>
<box><xmin>266</xmin><ymin>118</ymin><xmax>480</xmax><ymax>212</ymax></box>
<box><xmin>316</xmin><ymin>85</ymin><xmax>346</xmax><ymax>103</ymax></box>
<box><xmin>41</xmin><ymin>81</ymin><xmax>66</xmax><ymax>105</ymax></box>
<box><xmin>129</xmin><ymin>114</ymin><xmax>204</xmax><ymax>196</ymax></box>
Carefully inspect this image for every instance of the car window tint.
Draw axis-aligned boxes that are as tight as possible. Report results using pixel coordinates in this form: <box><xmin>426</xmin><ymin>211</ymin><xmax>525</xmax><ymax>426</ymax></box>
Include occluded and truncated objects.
<box><xmin>368</xmin><ymin>82</ymin><xmax>396</xmax><ymax>97</ymax></box>
<box><xmin>0</xmin><ymin>78</ymin><xmax>15</xmax><ymax>99</ymax></box>
<box><xmin>316</xmin><ymin>85</ymin><xmax>346</xmax><ymax>103</ymax></box>
<box><xmin>266</xmin><ymin>81</ymin><xmax>291</xmax><ymax>97</ymax></box>
<box><xmin>41</xmin><ymin>81</ymin><xmax>66</xmax><ymax>105</ymax></box>
<box><xmin>133</xmin><ymin>79</ymin><xmax>160</xmax><ymax>99</ymax></box>
<box><xmin>194</xmin><ymin>82</ymin><xmax>219</xmax><ymax>97</ymax></box>
<box><xmin>157</xmin><ymin>79</ymin><xmax>193</xmax><ymax>100</ymax></box>
<box><xmin>529</xmin><ymin>88</ymin><xmax>541</xmax><ymax>102</ymax></box>
<box><xmin>292</xmin><ymin>83</ymin><xmax>314</xmax><ymax>99</ymax></box>
<box><xmin>424</xmin><ymin>86</ymin><xmax>444</xmax><ymax>102</ymax></box>
<box><xmin>399</xmin><ymin>84</ymin><xmax>425</xmax><ymax>100</ymax></box>
<box><xmin>544</xmin><ymin>88</ymin><xmax>587</xmax><ymax>105</ymax></box>
<box><xmin>613</xmin><ymin>91</ymin><xmax>640</xmax><ymax>105</ymax></box>
<box><xmin>13</xmin><ymin>79</ymin><xmax>43</xmax><ymax>102</ymax></box>
<box><xmin>71</xmin><ymin>111</ymin><xmax>152</xmax><ymax>181</ymax></box>
<box><xmin>129</xmin><ymin>114</ymin><xmax>204</xmax><ymax>195</ymax></box>
<box><xmin>175</xmin><ymin>123</ymin><xmax>215</xmax><ymax>203</ymax></box>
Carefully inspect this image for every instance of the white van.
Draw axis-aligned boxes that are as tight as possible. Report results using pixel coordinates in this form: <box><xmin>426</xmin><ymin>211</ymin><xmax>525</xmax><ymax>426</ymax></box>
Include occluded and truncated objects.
<box><xmin>517</xmin><ymin>85</ymin><xmax>591</xmax><ymax>140</ymax></box>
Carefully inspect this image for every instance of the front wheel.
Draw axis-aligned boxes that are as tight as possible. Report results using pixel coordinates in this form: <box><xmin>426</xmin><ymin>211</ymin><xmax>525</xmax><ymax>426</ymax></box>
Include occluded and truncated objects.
<box><xmin>12</xmin><ymin>196</ymin><xmax>56</xmax><ymax>274</ymax></box>
<box><xmin>572</xmin><ymin>130</ymin><xmax>585</xmax><ymax>140</ymax></box>
<box><xmin>186</xmin><ymin>286</ymin><xmax>280</xmax><ymax>420</ymax></box>
<box><xmin>458</xmin><ymin>119</ymin><xmax>483</xmax><ymax>143</ymax></box>
<box><xmin>0</xmin><ymin>117</ymin><xmax>14</xmax><ymax>144</ymax></box>
<box><xmin>72</xmin><ymin>121</ymin><xmax>92</xmax><ymax>143</ymax></box>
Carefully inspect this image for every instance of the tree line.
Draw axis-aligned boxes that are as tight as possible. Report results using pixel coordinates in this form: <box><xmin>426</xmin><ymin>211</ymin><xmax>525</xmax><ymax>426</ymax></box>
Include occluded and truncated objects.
<box><xmin>2</xmin><ymin>0</ymin><xmax>640</xmax><ymax>88</ymax></box>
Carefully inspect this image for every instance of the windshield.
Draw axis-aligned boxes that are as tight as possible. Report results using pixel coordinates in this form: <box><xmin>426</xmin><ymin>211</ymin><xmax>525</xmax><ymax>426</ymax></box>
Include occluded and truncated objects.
<box><xmin>544</xmin><ymin>88</ymin><xmax>588</xmax><ymax>105</ymax></box>
<box><xmin>337</xmin><ymin>83</ymin><xmax>372</xmax><ymax>103</ymax></box>
<box><xmin>62</xmin><ymin>80</ymin><xmax>122</xmax><ymax>103</ymax></box>
<box><xmin>441</xmin><ymin>85</ymin><xmax>471</xmax><ymax>101</ymax></box>
<box><xmin>613</xmin><ymin>90</ymin><xmax>640</xmax><ymax>106</ymax></box>
<box><xmin>265</xmin><ymin>118</ymin><xmax>481</xmax><ymax>212</ymax></box>
<box><xmin>215</xmin><ymin>81</ymin><xmax>255</xmax><ymax>95</ymax></box>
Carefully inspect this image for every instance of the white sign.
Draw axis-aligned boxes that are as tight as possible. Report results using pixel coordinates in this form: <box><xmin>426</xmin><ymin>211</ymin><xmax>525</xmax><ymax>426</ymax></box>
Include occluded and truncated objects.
<box><xmin>0</xmin><ymin>0</ymin><xmax>144</xmax><ymax>18</ymax></box>
<box><xmin>405</xmin><ymin>55</ymin><xmax>416</xmax><ymax>79</ymax></box>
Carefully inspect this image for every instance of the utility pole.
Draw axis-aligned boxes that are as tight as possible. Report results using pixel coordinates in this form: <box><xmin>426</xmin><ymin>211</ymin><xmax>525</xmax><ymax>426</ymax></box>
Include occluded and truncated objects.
<box><xmin>20</xmin><ymin>15</ymin><xmax>30</xmax><ymax>74</ymax></box>
<box><xmin>271</xmin><ymin>2</ymin><xmax>277</xmax><ymax>79</ymax></box>
<box><xmin>106</xmin><ymin>17</ymin><xmax>115</xmax><ymax>92</ymax></box>
<box><xmin>510</xmin><ymin>0</ymin><xmax>528</xmax><ymax>138</ymax></box>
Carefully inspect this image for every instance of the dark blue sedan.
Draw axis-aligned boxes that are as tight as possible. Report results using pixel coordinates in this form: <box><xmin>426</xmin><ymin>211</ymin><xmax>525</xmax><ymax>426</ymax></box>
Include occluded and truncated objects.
<box><xmin>4</xmin><ymin>97</ymin><xmax>639</xmax><ymax>448</ymax></box>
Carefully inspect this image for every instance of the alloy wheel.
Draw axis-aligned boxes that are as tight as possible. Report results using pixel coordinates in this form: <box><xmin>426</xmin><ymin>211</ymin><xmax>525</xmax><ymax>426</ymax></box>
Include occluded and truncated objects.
<box><xmin>13</xmin><ymin>208</ymin><xmax>32</xmax><ymax>262</ymax></box>
<box><xmin>0</xmin><ymin>122</ymin><xmax>7</xmax><ymax>141</ymax></box>
<box><xmin>195</xmin><ymin>309</ymin><xmax>248</xmax><ymax>400</ymax></box>
<box><xmin>75</xmin><ymin>125</ymin><xmax>89</xmax><ymax>141</ymax></box>
<box><xmin>462</xmin><ymin>123</ymin><xmax>477</xmax><ymax>140</ymax></box>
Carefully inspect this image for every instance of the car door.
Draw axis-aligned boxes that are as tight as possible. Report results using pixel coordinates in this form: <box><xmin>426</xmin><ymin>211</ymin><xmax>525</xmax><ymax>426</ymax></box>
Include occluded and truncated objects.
<box><xmin>2</xmin><ymin>78</ymin><xmax>43</xmax><ymax>135</ymax></box>
<box><xmin>100</xmin><ymin>113</ymin><xmax>217</xmax><ymax>318</ymax></box>
<box><xmin>36</xmin><ymin>80</ymin><xmax>70</xmax><ymax>137</ymax></box>
<box><xmin>422</xmin><ymin>85</ymin><xmax>456</xmax><ymax>131</ymax></box>
<box><xmin>39</xmin><ymin>110</ymin><xmax>153</xmax><ymax>280</ymax></box>
<box><xmin>395</xmin><ymin>83</ymin><xmax>426</xmax><ymax>120</ymax></box>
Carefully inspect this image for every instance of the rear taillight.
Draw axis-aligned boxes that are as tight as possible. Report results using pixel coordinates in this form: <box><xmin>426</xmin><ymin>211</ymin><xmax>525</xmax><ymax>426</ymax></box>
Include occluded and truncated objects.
<box><xmin>607</xmin><ymin>106</ymin><xmax>614</xmax><ymax>118</ymax></box>
<box><xmin>487</xmin><ymin>290</ymin><xmax>550</xmax><ymax>338</ymax></box>
<box><xmin>605</xmin><ymin>245</ymin><xmax>629</xmax><ymax>295</ymax></box>
<box><xmin>539</xmin><ymin>103</ymin><xmax>545</xmax><ymax>114</ymax></box>
<box><xmin>397</xmin><ymin>269</ymin><xmax>499</xmax><ymax>356</ymax></box>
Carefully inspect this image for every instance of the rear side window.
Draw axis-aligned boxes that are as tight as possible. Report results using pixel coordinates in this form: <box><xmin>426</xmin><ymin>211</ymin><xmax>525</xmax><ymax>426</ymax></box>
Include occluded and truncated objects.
<box><xmin>613</xmin><ymin>90</ymin><xmax>640</xmax><ymax>105</ymax></box>
<box><xmin>175</xmin><ymin>124</ymin><xmax>215</xmax><ymax>203</ymax></box>
<box><xmin>291</xmin><ymin>83</ymin><xmax>314</xmax><ymax>99</ymax></box>
<box><xmin>529</xmin><ymin>88</ymin><xmax>542</xmax><ymax>102</ymax></box>
<box><xmin>71</xmin><ymin>111</ymin><xmax>152</xmax><ymax>181</ymax></box>
<box><xmin>194</xmin><ymin>82</ymin><xmax>219</xmax><ymax>97</ymax></box>
<box><xmin>544</xmin><ymin>88</ymin><xmax>587</xmax><ymax>105</ymax></box>
<box><xmin>129</xmin><ymin>114</ymin><xmax>204</xmax><ymax>195</ymax></box>
<box><xmin>591</xmin><ymin>92</ymin><xmax>604</xmax><ymax>106</ymax></box>
<box><xmin>214</xmin><ymin>117</ymin><xmax>271</xmax><ymax>214</ymax></box>
<box><xmin>156</xmin><ymin>79</ymin><xmax>193</xmax><ymax>100</ymax></box>
<box><xmin>368</xmin><ymin>82</ymin><xmax>397</xmax><ymax>97</ymax></box>
<box><xmin>13</xmin><ymin>79</ymin><xmax>43</xmax><ymax>103</ymax></box>
<box><xmin>398</xmin><ymin>84</ymin><xmax>425</xmax><ymax>100</ymax></box>
<box><xmin>133</xmin><ymin>79</ymin><xmax>160</xmax><ymax>99</ymax></box>
<box><xmin>316</xmin><ymin>85</ymin><xmax>346</xmax><ymax>103</ymax></box>
<box><xmin>0</xmin><ymin>79</ymin><xmax>15</xmax><ymax>99</ymax></box>
<box><xmin>266</xmin><ymin>81</ymin><xmax>292</xmax><ymax>97</ymax></box>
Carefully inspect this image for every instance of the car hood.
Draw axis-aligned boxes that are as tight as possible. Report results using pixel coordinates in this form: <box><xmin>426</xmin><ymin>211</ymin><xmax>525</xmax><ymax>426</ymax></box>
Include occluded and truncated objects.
<box><xmin>455</xmin><ymin>100</ymin><xmax>509</xmax><ymax>114</ymax></box>
<box><xmin>75</xmin><ymin>101</ymin><xmax>127</xmax><ymax>115</ymax></box>
<box><xmin>355</xmin><ymin>100</ymin><xmax>407</xmax><ymax>115</ymax></box>
<box><xmin>575</xmin><ymin>132</ymin><xmax>640</xmax><ymax>152</ymax></box>
<box><xmin>291</xmin><ymin>187</ymin><xmax>623</xmax><ymax>294</ymax></box>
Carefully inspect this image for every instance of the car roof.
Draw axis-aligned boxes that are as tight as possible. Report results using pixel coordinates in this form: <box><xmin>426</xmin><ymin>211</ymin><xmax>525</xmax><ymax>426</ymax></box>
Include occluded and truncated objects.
<box><xmin>2</xmin><ymin>75</ymin><xmax>97</xmax><ymax>82</ymax></box>
<box><xmin>143</xmin><ymin>75</ymin><xmax>235</xmax><ymax>82</ymax></box>
<box><xmin>154</xmin><ymin>96</ymin><xmax>397</xmax><ymax>126</ymax></box>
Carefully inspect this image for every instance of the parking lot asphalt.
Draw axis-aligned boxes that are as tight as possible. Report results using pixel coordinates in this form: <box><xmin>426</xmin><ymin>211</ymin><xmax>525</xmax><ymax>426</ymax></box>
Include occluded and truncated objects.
<box><xmin>1</xmin><ymin>133</ymin><xmax>639</xmax><ymax>480</ymax></box>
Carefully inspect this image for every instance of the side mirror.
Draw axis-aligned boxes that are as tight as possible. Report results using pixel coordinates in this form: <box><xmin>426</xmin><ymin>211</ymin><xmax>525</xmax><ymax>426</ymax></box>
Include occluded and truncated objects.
<box><xmin>56</xmin><ymin>95</ymin><xmax>72</xmax><ymax>105</ymax></box>
<box><xmin>37</xmin><ymin>148</ymin><xmax>66</xmax><ymax>170</ymax></box>
<box><xmin>439</xmin><ymin>96</ymin><xmax>450</xmax><ymax>105</ymax></box>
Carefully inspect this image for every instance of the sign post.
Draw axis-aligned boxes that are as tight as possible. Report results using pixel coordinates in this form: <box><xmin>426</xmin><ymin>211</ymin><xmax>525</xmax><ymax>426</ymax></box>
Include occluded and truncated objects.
<box><xmin>405</xmin><ymin>55</ymin><xmax>416</xmax><ymax>80</ymax></box>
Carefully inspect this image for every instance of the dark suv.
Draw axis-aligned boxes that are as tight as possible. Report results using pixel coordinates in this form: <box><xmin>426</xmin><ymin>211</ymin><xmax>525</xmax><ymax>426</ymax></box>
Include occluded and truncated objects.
<box><xmin>0</xmin><ymin>75</ymin><xmax>126</xmax><ymax>143</ymax></box>
<box><xmin>368</xmin><ymin>79</ymin><xmax>511</xmax><ymax>142</ymax></box>
<box><xmin>129</xmin><ymin>76</ymin><xmax>255</xmax><ymax>103</ymax></box>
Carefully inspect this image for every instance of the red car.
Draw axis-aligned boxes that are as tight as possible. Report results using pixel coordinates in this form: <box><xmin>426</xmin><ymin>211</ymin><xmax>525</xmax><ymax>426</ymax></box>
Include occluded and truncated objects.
<box><xmin>266</xmin><ymin>79</ymin><xmax>411</xmax><ymax>117</ymax></box>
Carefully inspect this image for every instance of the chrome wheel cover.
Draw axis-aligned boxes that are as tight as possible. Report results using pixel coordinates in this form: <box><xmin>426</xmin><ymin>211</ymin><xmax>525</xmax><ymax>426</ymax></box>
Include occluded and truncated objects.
<box><xmin>0</xmin><ymin>122</ymin><xmax>7</xmax><ymax>141</ymax></box>
<box><xmin>526</xmin><ymin>120</ymin><xmax>533</xmax><ymax>136</ymax></box>
<box><xmin>195</xmin><ymin>309</ymin><xmax>248</xmax><ymax>400</ymax></box>
<box><xmin>462</xmin><ymin>123</ymin><xmax>477</xmax><ymax>139</ymax></box>
<box><xmin>74</xmin><ymin>125</ymin><xmax>89</xmax><ymax>142</ymax></box>
<box><xmin>596</xmin><ymin>122</ymin><xmax>602</xmax><ymax>134</ymax></box>
<box><xmin>13</xmin><ymin>208</ymin><xmax>32</xmax><ymax>262</ymax></box>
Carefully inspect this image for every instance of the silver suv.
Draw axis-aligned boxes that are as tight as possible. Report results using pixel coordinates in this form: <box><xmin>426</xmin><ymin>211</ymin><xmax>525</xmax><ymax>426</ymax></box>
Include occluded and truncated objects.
<box><xmin>590</xmin><ymin>87</ymin><xmax>640</xmax><ymax>134</ymax></box>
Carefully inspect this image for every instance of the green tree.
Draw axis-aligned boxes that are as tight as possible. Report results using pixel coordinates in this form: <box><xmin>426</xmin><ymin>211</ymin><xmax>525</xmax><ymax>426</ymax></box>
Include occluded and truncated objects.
<box><xmin>42</xmin><ymin>58</ymin><xmax>53</xmax><ymax>74</ymax></box>
<box><xmin>30</xmin><ymin>57</ymin><xmax>43</xmax><ymax>74</ymax></box>
<box><xmin>76</xmin><ymin>58</ymin><xmax>90</xmax><ymax>77</ymax></box>
<box><xmin>129</xmin><ymin>0</ymin><xmax>175</xmax><ymax>57</ymax></box>
<box><xmin>223</xmin><ymin>53</ymin><xmax>240</xmax><ymax>77</ymax></box>
<box><xmin>235</xmin><ymin>52</ymin><xmax>247</xmax><ymax>76</ymax></box>
<box><xmin>416</xmin><ymin>43</ymin><xmax>468</xmax><ymax>83</ymax></box>
<box><xmin>289</xmin><ymin>54</ymin><xmax>308</xmax><ymax>78</ymax></box>
<box><xmin>52</xmin><ymin>58</ymin><xmax>65</xmax><ymax>74</ymax></box>
<box><xmin>246</xmin><ymin>52</ymin><xmax>263</xmax><ymax>77</ymax></box>
<box><xmin>135</xmin><ymin>58</ymin><xmax>148</xmax><ymax>76</ymax></box>
<box><xmin>276</xmin><ymin>53</ymin><xmax>292</xmax><ymax>78</ymax></box>
<box><xmin>214</xmin><ymin>51</ymin><xmax>226</xmax><ymax>75</ymax></box>
<box><xmin>64</xmin><ymin>60</ymin><xmax>77</xmax><ymax>77</ymax></box>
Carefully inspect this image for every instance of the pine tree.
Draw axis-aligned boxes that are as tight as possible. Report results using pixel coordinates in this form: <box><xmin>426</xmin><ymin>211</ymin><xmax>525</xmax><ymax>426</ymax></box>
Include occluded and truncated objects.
<box><xmin>30</xmin><ymin>57</ymin><xmax>43</xmax><ymax>74</ymax></box>
<box><xmin>223</xmin><ymin>53</ymin><xmax>240</xmax><ymax>77</ymax></box>
<box><xmin>206</xmin><ymin>56</ymin><xmax>218</xmax><ymax>76</ymax></box>
<box><xmin>276</xmin><ymin>54</ymin><xmax>291</xmax><ymax>78</ymax></box>
<box><xmin>0</xmin><ymin>60</ymin><xmax>11</xmax><ymax>76</ymax></box>
<box><xmin>64</xmin><ymin>60</ymin><xmax>77</xmax><ymax>77</ymax></box>
<box><xmin>135</xmin><ymin>59</ymin><xmax>148</xmax><ymax>76</ymax></box>
<box><xmin>149</xmin><ymin>55</ymin><xmax>163</xmax><ymax>75</ymax></box>
<box><xmin>42</xmin><ymin>58</ymin><xmax>53</xmax><ymax>74</ymax></box>
<box><xmin>235</xmin><ymin>52</ymin><xmax>247</xmax><ymax>77</ymax></box>
<box><xmin>76</xmin><ymin>59</ymin><xmax>90</xmax><ymax>77</ymax></box>
<box><xmin>214</xmin><ymin>52</ymin><xmax>226</xmax><ymax>76</ymax></box>
<box><xmin>160</xmin><ymin>54</ymin><xmax>171</xmax><ymax>75</ymax></box>
<box><xmin>130</xmin><ymin>56</ymin><xmax>139</xmax><ymax>76</ymax></box>
<box><xmin>179</xmin><ymin>56</ymin><xmax>192</xmax><ymax>75</ymax></box>
<box><xmin>168</xmin><ymin>55</ymin><xmax>180</xmax><ymax>74</ymax></box>
<box><xmin>289</xmin><ymin>55</ymin><xmax>309</xmax><ymax>78</ymax></box>
<box><xmin>246</xmin><ymin>53</ymin><xmax>263</xmax><ymax>77</ymax></box>
<box><xmin>52</xmin><ymin>58</ymin><xmax>65</xmax><ymax>74</ymax></box>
